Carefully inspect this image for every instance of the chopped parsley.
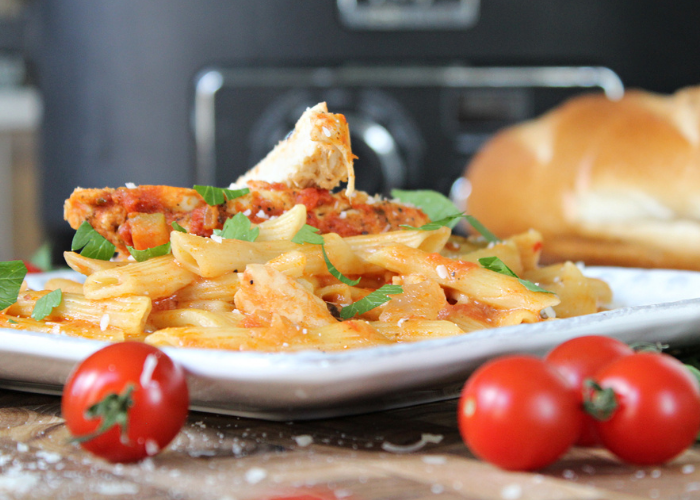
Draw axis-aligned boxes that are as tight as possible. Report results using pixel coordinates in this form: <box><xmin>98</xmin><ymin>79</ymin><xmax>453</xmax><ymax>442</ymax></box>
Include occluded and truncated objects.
<box><xmin>391</xmin><ymin>189</ymin><xmax>461</xmax><ymax>229</ymax></box>
<box><xmin>464</xmin><ymin>215</ymin><xmax>500</xmax><ymax>244</ymax></box>
<box><xmin>322</xmin><ymin>247</ymin><xmax>360</xmax><ymax>286</ymax></box>
<box><xmin>478</xmin><ymin>256</ymin><xmax>553</xmax><ymax>294</ymax></box>
<box><xmin>127</xmin><ymin>242</ymin><xmax>172</xmax><ymax>262</ymax></box>
<box><xmin>400</xmin><ymin>211</ymin><xmax>500</xmax><ymax>244</ymax></box>
<box><xmin>292</xmin><ymin>224</ymin><xmax>325</xmax><ymax>245</ymax></box>
<box><xmin>0</xmin><ymin>261</ymin><xmax>27</xmax><ymax>310</ymax></box>
<box><xmin>171</xmin><ymin>221</ymin><xmax>187</xmax><ymax>233</ymax></box>
<box><xmin>292</xmin><ymin>225</ymin><xmax>359</xmax><ymax>285</ymax></box>
<box><xmin>71</xmin><ymin>222</ymin><xmax>116</xmax><ymax>261</ymax></box>
<box><xmin>213</xmin><ymin>213</ymin><xmax>259</xmax><ymax>242</ymax></box>
<box><xmin>194</xmin><ymin>185</ymin><xmax>250</xmax><ymax>206</ymax></box>
<box><xmin>31</xmin><ymin>289</ymin><xmax>62</xmax><ymax>321</ymax></box>
<box><xmin>340</xmin><ymin>284</ymin><xmax>404</xmax><ymax>320</ymax></box>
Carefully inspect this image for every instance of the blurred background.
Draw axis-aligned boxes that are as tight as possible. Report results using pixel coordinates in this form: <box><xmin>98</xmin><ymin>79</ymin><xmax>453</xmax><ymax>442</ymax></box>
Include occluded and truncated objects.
<box><xmin>1</xmin><ymin>0</ymin><xmax>699</xmax><ymax>266</ymax></box>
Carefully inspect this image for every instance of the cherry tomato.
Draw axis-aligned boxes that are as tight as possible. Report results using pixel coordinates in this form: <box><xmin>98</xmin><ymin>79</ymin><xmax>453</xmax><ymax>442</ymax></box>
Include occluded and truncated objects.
<box><xmin>62</xmin><ymin>342</ymin><xmax>189</xmax><ymax>462</ymax></box>
<box><xmin>545</xmin><ymin>335</ymin><xmax>634</xmax><ymax>446</ymax></box>
<box><xmin>458</xmin><ymin>355</ymin><xmax>583</xmax><ymax>471</ymax></box>
<box><xmin>590</xmin><ymin>352</ymin><xmax>700</xmax><ymax>465</ymax></box>
<box><xmin>22</xmin><ymin>261</ymin><xmax>44</xmax><ymax>273</ymax></box>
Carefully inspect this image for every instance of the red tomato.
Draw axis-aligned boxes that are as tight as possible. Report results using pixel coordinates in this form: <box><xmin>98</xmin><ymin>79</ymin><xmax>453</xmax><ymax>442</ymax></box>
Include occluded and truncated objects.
<box><xmin>458</xmin><ymin>355</ymin><xmax>583</xmax><ymax>471</ymax></box>
<box><xmin>545</xmin><ymin>335</ymin><xmax>634</xmax><ymax>446</ymax></box>
<box><xmin>591</xmin><ymin>352</ymin><xmax>700</xmax><ymax>465</ymax></box>
<box><xmin>22</xmin><ymin>261</ymin><xmax>44</xmax><ymax>273</ymax></box>
<box><xmin>62</xmin><ymin>342</ymin><xmax>189</xmax><ymax>462</ymax></box>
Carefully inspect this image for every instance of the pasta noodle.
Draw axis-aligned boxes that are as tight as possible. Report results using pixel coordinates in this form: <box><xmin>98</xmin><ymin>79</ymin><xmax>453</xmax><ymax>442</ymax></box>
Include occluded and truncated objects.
<box><xmin>1</xmin><ymin>204</ymin><xmax>613</xmax><ymax>352</ymax></box>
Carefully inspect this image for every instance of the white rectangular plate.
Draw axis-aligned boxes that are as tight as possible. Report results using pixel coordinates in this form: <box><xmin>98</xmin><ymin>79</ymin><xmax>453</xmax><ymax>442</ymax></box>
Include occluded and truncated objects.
<box><xmin>3</xmin><ymin>267</ymin><xmax>700</xmax><ymax>420</ymax></box>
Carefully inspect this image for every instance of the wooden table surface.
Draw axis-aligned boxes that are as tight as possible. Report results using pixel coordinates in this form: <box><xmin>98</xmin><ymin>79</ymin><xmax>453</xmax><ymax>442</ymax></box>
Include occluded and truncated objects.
<box><xmin>0</xmin><ymin>389</ymin><xmax>699</xmax><ymax>499</ymax></box>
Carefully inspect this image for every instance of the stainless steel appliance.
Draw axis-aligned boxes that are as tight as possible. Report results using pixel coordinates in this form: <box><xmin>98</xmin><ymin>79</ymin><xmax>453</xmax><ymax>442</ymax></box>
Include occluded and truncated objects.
<box><xmin>193</xmin><ymin>65</ymin><xmax>622</xmax><ymax>198</ymax></box>
<box><xmin>4</xmin><ymin>0</ymin><xmax>699</xmax><ymax>261</ymax></box>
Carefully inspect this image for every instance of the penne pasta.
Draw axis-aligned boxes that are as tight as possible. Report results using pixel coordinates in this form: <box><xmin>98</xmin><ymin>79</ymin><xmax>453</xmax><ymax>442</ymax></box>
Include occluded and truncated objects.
<box><xmin>366</xmin><ymin>244</ymin><xmax>560</xmax><ymax>311</ymax></box>
<box><xmin>174</xmin><ymin>273</ymin><xmax>240</xmax><ymax>302</ymax></box>
<box><xmin>171</xmin><ymin>231</ymin><xmax>298</xmax><ymax>278</ymax></box>
<box><xmin>310</xmin><ymin>320</ymin><xmax>392</xmax><ymax>351</ymax></box>
<box><xmin>0</xmin><ymin>314</ymin><xmax>126</xmax><ymax>342</ymax></box>
<box><xmin>149</xmin><ymin>309</ymin><xmax>244</xmax><ymax>329</ymax></box>
<box><xmin>346</xmin><ymin>227</ymin><xmax>451</xmax><ymax>259</ymax></box>
<box><xmin>372</xmin><ymin>320</ymin><xmax>464</xmax><ymax>342</ymax></box>
<box><xmin>83</xmin><ymin>254</ymin><xmax>196</xmax><ymax>300</ymax></box>
<box><xmin>145</xmin><ymin>326</ymin><xmax>268</xmax><ymax>350</ymax></box>
<box><xmin>43</xmin><ymin>278</ymin><xmax>84</xmax><ymax>295</ymax></box>
<box><xmin>523</xmin><ymin>262</ymin><xmax>604</xmax><ymax>318</ymax></box>
<box><xmin>64</xmin><ymin>251</ymin><xmax>128</xmax><ymax>276</ymax></box>
<box><xmin>7</xmin><ymin>290</ymin><xmax>152</xmax><ymax>334</ymax></box>
<box><xmin>256</xmin><ymin>204</ymin><xmax>307</xmax><ymax>241</ymax></box>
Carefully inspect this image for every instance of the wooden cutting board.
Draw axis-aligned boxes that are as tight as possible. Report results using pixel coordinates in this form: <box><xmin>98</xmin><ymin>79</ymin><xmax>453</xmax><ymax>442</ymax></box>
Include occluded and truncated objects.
<box><xmin>0</xmin><ymin>389</ymin><xmax>698</xmax><ymax>499</ymax></box>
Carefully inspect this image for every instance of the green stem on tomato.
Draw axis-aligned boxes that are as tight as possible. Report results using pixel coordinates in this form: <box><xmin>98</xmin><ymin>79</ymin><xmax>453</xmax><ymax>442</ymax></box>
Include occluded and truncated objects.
<box><xmin>70</xmin><ymin>383</ymin><xmax>136</xmax><ymax>444</ymax></box>
<box><xmin>582</xmin><ymin>379</ymin><xmax>618</xmax><ymax>421</ymax></box>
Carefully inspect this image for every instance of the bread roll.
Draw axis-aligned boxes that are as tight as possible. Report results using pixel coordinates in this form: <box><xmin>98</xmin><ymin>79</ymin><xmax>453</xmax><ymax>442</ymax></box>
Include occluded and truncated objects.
<box><xmin>463</xmin><ymin>86</ymin><xmax>700</xmax><ymax>270</ymax></box>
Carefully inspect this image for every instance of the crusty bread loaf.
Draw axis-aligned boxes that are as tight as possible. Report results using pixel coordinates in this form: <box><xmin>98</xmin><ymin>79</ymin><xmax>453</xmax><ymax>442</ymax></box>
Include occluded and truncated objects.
<box><xmin>463</xmin><ymin>86</ymin><xmax>700</xmax><ymax>270</ymax></box>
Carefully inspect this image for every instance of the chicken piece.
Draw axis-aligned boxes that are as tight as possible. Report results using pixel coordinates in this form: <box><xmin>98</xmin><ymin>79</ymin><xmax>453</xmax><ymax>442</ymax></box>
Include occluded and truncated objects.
<box><xmin>64</xmin><ymin>182</ymin><xmax>429</xmax><ymax>256</ymax></box>
<box><xmin>230</xmin><ymin>102</ymin><xmax>356</xmax><ymax>195</ymax></box>
<box><xmin>234</xmin><ymin>264</ymin><xmax>337</xmax><ymax>329</ymax></box>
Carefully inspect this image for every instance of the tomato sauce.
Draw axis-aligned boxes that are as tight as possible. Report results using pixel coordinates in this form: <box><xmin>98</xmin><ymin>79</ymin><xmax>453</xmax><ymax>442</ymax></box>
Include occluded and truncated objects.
<box><xmin>439</xmin><ymin>301</ymin><xmax>495</xmax><ymax>324</ymax></box>
<box><xmin>115</xmin><ymin>186</ymin><xmax>169</xmax><ymax>214</ymax></box>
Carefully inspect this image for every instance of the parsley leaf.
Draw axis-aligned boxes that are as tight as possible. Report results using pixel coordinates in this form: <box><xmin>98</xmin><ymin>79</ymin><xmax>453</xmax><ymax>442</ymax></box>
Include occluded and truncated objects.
<box><xmin>323</xmin><ymin>247</ymin><xmax>360</xmax><ymax>286</ymax></box>
<box><xmin>194</xmin><ymin>185</ymin><xmax>250</xmax><ymax>206</ymax></box>
<box><xmin>0</xmin><ymin>261</ymin><xmax>27</xmax><ymax>310</ymax></box>
<box><xmin>400</xmin><ymin>212</ymin><xmax>500</xmax><ymax>244</ymax></box>
<box><xmin>340</xmin><ymin>284</ymin><xmax>403</xmax><ymax>320</ymax></box>
<box><xmin>127</xmin><ymin>242</ymin><xmax>172</xmax><ymax>262</ymax></box>
<box><xmin>292</xmin><ymin>224</ymin><xmax>325</xmax><ymax>245</ymax></box>
<box><xmin>464</xmin><ymin>215</ymin><xmax>500</xmax><ymax>244</ymax></box>
<box><xmin>401</xmin><ymin>213</ymin><xmax>467</xmax><ymax>231</ymax></box>
<box><xmin>71</xmin><ymin>222</ymin><xmax>116</xmax><ymax>261</ymax></box>
<box><xmin>171</xmin><ymin>221</ymin><xmax>187</xmax><ymax>233</ymax></box>
<box><xmin>213</xmin><ymin>213</ymin><xmax>259</xmax><ymax>242</ymax></box>
<box><xmin>291</xmin><ymin>225</ymin><xmax>358</xmax><ymax>285</ymax></box>
<box><xmin>391</xmin><ymin>189</ymin><xmax>461</xmax><ymax>229</ymax></box>
<box><xmin>31</xmin><ymin>289</ymin><xmax>62</xmax><ymax>321</ymax></box>
<box><xmin>478</xmin><ymin>256</ymin><xmax>554</xmax><ymax>294</ymax></box>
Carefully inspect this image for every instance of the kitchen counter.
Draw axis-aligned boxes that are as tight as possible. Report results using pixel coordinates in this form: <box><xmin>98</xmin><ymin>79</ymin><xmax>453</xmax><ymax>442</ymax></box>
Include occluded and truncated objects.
<box><xmin>0</xmin><ymin>389</ymin><xmax>698</xmax><ymax>499</ymax></box>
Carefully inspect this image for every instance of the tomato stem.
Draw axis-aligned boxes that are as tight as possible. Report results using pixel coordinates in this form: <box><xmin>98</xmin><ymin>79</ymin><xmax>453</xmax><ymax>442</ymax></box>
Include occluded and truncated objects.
<box><xmin>70</xmin><ymin>383</ymin><xmax>136</xmax><ymax>444</ymax></box>
<box><xmin>628</xmin><ymin>341</ymin><xmax>668</xmax><ymax>353</ymax></box>
<box><xmin>582</xmin><ymin>379</ymin><xmax>618</xmax><ymax>421</ymax></box>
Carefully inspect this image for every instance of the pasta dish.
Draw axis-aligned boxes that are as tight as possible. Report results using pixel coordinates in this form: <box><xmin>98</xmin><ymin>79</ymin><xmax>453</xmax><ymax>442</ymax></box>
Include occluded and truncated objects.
<box><xmin>0</xmin><ymin>103</ymin><xmax>612</xmax><ymax>352</ymax></box>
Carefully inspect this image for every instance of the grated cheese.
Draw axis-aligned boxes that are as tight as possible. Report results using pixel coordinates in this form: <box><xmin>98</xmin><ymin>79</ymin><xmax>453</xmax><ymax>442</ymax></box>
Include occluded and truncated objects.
<box><xmin>245</xmin><ymin>467</ymin><xmax>267</xmax><ymax>484</ymax></box>
<box><xmin>99</xmin><ymin>314</ymin><xmax>110</xmax><ymax>331</ymax></box>
<box><xmin>293</xmin><ymin>435</ymin><xmax>313</xmax><ymax>447</ymax></box>
<box><xmin>381</xmin><ymin>433</ymin><xmax>443</xmax><ymax>453</ymax></box>
<box><xmin>540</xmin><ymin>306</ymin><xmax>557</xmax><ymax>319</ymax></box>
